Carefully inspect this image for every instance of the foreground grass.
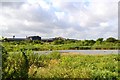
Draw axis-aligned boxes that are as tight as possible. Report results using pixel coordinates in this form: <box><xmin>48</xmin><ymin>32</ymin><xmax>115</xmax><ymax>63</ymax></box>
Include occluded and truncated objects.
<box><xmin>2</xmin><ymin>50</ymin><xmax>119</xmax><ymax>79</ymax></box>
<box><xmin>27</xmin><ymin>53</ymin><xmax>119</xmax><ymax>79</ymax></box>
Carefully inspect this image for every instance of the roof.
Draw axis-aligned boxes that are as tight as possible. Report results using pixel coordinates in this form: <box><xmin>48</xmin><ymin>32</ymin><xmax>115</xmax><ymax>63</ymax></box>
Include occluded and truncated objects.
<box><xmin>6</xmin><ymin>38</ymin><xmax>25</xmax><ymax>41</ymax></box>
<box><xmin>27</xmin><ymin>36</ymin><xmax>41</xmax><ymax>38</ymax></box>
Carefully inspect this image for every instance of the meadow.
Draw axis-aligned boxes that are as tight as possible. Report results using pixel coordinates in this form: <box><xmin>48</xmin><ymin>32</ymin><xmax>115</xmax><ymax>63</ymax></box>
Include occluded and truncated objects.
<box><xmin>1</xmin><ymin>48</ymin><xmax>119</xmax><ymax>79</ymax></box>
<box><xmin>1</xmin><ymin>37</ymin><xmax>120</xmax><ymax>79</ymax></box>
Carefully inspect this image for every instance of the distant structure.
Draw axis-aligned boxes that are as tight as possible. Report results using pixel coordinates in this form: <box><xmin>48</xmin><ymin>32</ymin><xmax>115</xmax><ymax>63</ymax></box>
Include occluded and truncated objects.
<box><xmin>2</xmin><ymin>36</ymin><xmax>41</xmax><ymax>42</ymax></box>
<box><xmin>4</xmin><ymin>38</ymin><xmax>25</xmax><ymax>41</ymax></box>
<box><xmin>54</xmin><ymin>37</ymin><xmax>66</xmax><ymax>40</ymax></box>
<box><xmin>41</xmin><ymin>37</ymin><xmax>66</xmax><ymax>42</ymax></box>
<box><xmin>13</xmin><ymin>35</ymin><xmax>15</xmax><ymax>39</ymax></box>
<box><xmin>1</xmin><ymin>36</ymin><xmax>69</xmax><ymax>42</ymax></box>
<box><xmin>26</xmin><ymin>36</ymin><xmax>41</xmax><ymax>40</ymax></box>
<box><xmin>41</xmin><ymin>38</ymin><xmax>55</xmax><ymax>42</ymax></box>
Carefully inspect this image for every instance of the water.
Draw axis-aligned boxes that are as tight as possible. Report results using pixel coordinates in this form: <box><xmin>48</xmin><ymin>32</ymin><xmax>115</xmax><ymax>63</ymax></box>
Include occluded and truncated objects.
<box><xmin>34</xmin><ymin>50</ymin><xmax>119</xmax><ymax>54</ymax></box>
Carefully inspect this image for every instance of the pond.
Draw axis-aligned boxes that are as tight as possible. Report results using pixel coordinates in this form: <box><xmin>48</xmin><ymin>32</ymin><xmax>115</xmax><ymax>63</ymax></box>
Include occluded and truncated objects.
<box><xmin>34</xmin><ymin>50</ymin><xmax>119</xmax><ymax>54</ymax></box>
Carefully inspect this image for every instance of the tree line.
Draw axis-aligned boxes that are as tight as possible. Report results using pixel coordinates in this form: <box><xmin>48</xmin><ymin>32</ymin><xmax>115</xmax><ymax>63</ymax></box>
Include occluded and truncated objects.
<box><xmin>1</xmin><ymin>37</ymin><xmax>120</xmax><ymax>51</ymax></box>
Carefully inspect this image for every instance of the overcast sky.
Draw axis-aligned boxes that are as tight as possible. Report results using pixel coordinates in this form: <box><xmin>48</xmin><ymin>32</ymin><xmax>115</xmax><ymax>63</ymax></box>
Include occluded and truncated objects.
<box><xmin>0</xmin><ymin>0</ymin><xmax>119</xmax><ymax>40</ymax></box>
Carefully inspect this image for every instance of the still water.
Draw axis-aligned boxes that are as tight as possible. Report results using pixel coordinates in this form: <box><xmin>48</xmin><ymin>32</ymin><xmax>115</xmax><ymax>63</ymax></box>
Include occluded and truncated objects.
<box><xmin>34</xmin><ymin>50</ymin><xmax>118</xmax><ymax>54</ymax></box>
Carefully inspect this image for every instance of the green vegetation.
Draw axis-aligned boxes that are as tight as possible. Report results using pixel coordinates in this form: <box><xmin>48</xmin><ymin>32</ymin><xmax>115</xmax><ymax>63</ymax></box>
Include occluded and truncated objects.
<box><xmin>2</xmin><ymin>48</ymin><xmax>119</xmax><ymax>79</ymax></box>
<box><xmin>1</xmin><ymin>37</ymin><xmax>119</xmax><ymax>79</ymax></box>
<box><xmin>1</xmin><ymin>37</ymin><xmax>120</xmax><ymax>52</ymax></box>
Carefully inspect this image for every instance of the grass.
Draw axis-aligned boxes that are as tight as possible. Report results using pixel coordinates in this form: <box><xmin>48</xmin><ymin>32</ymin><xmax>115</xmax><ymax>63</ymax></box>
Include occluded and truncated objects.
<box><xmin>2</xmin><ymin>47</ymin><xmax>119</xmax><ymax>79</ymax></box>
<box><xmin>2</xmin><ymin>41</ymin><xmax>119</xmax><ymax>52</ymax></box>
<box><xmin>27</xmin><ymin>52</ymin><xmax>119</xmax><ymax>79</ymax></box>
<box><xmin>1</xmin><ymin>40</ymin><xmax>120</xmax><ymax>79</ymax></box>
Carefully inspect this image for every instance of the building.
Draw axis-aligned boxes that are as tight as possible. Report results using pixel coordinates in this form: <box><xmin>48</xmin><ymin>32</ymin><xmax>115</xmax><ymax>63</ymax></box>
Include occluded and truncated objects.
<box><xmin>41</xmin><ymin>38</ymin><xmax>54</xmax><ymax>42</ymax></box>
<box><xmin>26</xmin><ymin>36</ymin><xmax>41</xmax><ymax>40</ymax></box>
<box><xmin>2</xmin><ymin>36</ymin><xmax>41</xmax><ymax>42</ymax></box>
<box><xmin>2</xmin><ymin>36</ymin><xmax>67</xmax><ymax>42</ymax></box>
<box><xmin>3</xmin><ymin>38</ymin><xmax>25</xmax><ymax>42</ymax></box>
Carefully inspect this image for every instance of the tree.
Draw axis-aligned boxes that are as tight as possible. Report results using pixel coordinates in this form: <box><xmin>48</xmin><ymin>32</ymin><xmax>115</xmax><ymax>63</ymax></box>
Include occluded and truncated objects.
<box><xmin>96</xmin><ymin>38</ymin><xmax>104</xmax><ymax>43</ymax></box>
<box><xmin>53</xmin><ymin>39</ymin><xmax>64</xmax><ymax>45</ymax></box>
<box><xmin>106</xmin><ymin>37</ymin><xmax>117</xmax><ymax>43</ymax></box>
<box><xmin>89</xmin><ymin>40</ymin><xmax>95</xmax><ymax>46</ymax></box>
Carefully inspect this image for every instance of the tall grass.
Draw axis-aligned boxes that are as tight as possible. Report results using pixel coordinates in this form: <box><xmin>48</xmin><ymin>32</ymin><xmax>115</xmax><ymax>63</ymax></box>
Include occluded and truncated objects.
<box><xmin>1</xmin><ymin>44</ymin><xmax>119</xmax><ymax>79</ymax></box>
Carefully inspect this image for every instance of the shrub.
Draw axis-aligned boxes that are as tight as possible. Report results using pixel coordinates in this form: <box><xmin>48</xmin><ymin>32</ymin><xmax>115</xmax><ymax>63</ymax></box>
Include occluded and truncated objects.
<box><xmin>48</xmin><ymin>51</ymin><xmax>61</xmax><ymax>60</ymax></box>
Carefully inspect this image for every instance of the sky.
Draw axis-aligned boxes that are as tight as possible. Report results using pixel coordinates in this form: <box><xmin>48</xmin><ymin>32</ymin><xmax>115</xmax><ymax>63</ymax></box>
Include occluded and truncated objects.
<box><xmin>0</xmin><ymin>0</ymin><xmax>119</xmax><ymax>40</ymax></box>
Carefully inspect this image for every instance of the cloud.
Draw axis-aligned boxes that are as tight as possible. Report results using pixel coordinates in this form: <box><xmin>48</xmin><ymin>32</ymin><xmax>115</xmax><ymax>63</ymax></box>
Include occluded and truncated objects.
<box><xmin>0</xmin><ymin>0</ymin><xmax>118</xmax><ymax>39</ymax></box>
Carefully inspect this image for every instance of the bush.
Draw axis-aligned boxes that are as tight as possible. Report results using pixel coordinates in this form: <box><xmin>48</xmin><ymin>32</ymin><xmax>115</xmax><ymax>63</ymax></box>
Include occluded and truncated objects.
<box><xmin>48</xmin><ymin>51</ymin><xmax>61</xmax><ymax>60</ymax></box>
<box><xmin>1</xmin><ymin>46</ymin><xmax>8</xmax><ymax>80</ymax></box>
<box><xmin>2</xmin><ymin>50</ymin><xmax>29</xmax><ymax>79</ymax></box>
<box><xmin>91</xmin><ymin>69</ymin><xmax>118</xmax><ymax>79</ymax></box>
